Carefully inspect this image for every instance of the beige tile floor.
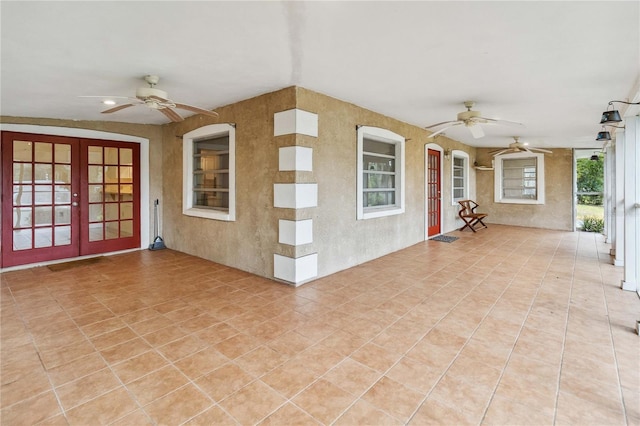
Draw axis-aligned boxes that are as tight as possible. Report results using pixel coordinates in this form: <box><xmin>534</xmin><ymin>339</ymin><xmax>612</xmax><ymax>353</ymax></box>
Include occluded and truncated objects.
<box><xmin>1</xmin><ymin>225</ymin><xmax>639</xmax><ymax>425</ymax></box>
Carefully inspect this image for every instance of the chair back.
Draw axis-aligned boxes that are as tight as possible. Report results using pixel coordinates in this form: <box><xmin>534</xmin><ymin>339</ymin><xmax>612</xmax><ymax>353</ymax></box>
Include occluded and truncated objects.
<box><xmin>458</xmin><ymin>200</ymin><xmax>474</xmax><ymax>216</ymax></box>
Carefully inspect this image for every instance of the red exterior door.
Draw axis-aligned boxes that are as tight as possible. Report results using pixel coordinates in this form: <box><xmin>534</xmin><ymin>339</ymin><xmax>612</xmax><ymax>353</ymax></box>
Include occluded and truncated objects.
<box><xmin>427</xmin><ymin>149</ymin><xmax>441</xmax><ymax>236</ymax></box>
<box><xmin>1</xmin><ymin>132</ymin><xmax>140</xmax><ymax>267</ymax></box>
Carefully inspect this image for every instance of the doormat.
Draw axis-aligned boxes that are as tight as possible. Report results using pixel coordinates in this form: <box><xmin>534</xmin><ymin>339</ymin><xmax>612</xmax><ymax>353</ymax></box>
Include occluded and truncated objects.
<box><xmin>47</xmin><ymin>257</ymin><xmax>103</xmax><ymax>272</ymax></box>
<box><xmin>430</xmin><ymin>235</ymin><xmax>459</xmax><ymax>243</ymax></box>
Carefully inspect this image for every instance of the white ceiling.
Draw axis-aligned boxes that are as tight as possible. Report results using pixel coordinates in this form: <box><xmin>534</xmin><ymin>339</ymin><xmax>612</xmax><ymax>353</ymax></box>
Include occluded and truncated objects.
<box><xmin>1</xmin><ymin>1</ymin><xmax>639</xmax><ymax>149</ymax></box>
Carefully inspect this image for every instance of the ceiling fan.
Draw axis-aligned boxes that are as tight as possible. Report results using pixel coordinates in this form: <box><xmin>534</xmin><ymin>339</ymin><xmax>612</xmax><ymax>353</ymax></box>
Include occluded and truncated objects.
<box><xmin>489</xmin><ymin>136</ymin><xmax>553</xmax><ymax>156</ymax></box>
<box><xmin>82</xmin><ymin>75</ymin><xmax>219</xmax><ymax>122</ymax></box>
<box><xmin>425</xmin><ymin>101</ymin><xmax>523</xmax><ymax>139</ymax></box>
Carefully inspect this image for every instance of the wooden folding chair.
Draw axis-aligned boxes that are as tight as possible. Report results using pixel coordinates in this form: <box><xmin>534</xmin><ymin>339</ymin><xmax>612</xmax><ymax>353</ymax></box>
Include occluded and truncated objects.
<box><xmin>458</xmin><ymin>200</ymin><xmax>488</xmax><ymax>232</ymax></box>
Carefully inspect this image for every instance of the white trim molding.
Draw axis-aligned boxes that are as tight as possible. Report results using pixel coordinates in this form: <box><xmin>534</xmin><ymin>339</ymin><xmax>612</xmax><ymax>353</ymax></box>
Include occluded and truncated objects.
<box><xmin>182</xmin><ymin>123</ymin><xmax>236</xmax><ymax>222</ymax></box>
<box><xmin>279</xmin><ymin>146</ymin><xmax>313</xmax><ymax>171</ymax></box>
<box><xmin>274</xmin><ymin>253</ymin><xmax>318</xmax><ymax>285</ymax></box>
<box><xmin>494</xmin><ymin>152</ymin><xmax>546</xmax><ymax>204</ymax></box>
<box><xmin>357</xmin><ymin>126</ymin><xmax>405</xmax><ymax>220</ymax></box>
<box><xmin>274</xmin><ymin>109</ymin><xmax>318</xmax><ymax>137</ymax></box>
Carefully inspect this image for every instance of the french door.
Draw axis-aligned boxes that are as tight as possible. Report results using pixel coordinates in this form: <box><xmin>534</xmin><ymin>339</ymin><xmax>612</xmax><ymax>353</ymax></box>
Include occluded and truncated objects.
<box><xmin>427</xmin><ymin>148</ymin><xmax>441</xmax><ymax>237</ymax></box>
<box><xmin>2</xmin><ymin>132</ymin><xmax>140</xmax><ymax>267</ymax></box>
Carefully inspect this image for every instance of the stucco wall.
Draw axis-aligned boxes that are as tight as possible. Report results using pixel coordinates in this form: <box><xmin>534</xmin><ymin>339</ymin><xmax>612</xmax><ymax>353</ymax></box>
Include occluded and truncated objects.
<box><xmin>475</xmin><ymin>147</ymin><xmax>573</xmax><ymax>231</ymax></box>
<box><xmin>160</xmin><ymin>88</ymin><xmax>297</xmax><ymax>276</ymax></box>
<box><xmin>159</xmin><ymin>86</ymin><xmax>476</xmax><ymax>282</ymax></box>
<box><xmin>295</xmin><ymin>87</ymin><xmax>476</xmax><ymax>279</ymax></box>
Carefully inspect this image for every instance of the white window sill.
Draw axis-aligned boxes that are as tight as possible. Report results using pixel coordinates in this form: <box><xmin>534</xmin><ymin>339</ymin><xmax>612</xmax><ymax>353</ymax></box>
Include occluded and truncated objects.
<box><xmin>183</xmin><ymin>207</ymin><xmax>235</xmax><ymax>221</ymax></box>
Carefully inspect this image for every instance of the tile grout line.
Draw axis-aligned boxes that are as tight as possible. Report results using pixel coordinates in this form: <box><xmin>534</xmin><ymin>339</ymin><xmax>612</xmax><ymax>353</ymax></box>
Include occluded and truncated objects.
<box><xmin>595</xmin><ymin>231</ymin><xmax>630</xmax><ymax>426</ymax></box>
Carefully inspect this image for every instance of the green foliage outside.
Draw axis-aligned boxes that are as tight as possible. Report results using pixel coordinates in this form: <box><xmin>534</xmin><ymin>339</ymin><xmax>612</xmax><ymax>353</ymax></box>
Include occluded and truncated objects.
<box><xmin>582</xmin><ymin>216</ymin><xmax>604</xmax><ymax>233</ymax></box>
<box><xmin>576</xmin><ymin>155</ymin><xmax>604</xmax><ymax>232</ymax></box>
<box><xmin>576</xmin><ymin>156</ymin><xmax>603</xmax><ymax>205</ymax></box>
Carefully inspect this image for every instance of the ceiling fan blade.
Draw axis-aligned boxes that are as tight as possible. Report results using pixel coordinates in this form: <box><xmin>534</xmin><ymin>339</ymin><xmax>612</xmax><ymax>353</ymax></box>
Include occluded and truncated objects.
<box><xmin>467</xmin><ymin>123</ymin><xmax>485</xmax><ymax>138</ymax></box>
<box><xmin>102</xmin><ymin>104</ymin><xmax>136</xmax><ymax>114</ymax></box>
<box><xmin>79</xmin><ymin>95</ymin><xmax>132</xmax><ymax>100</ymax></box>
<box><xmin>491</xmin><ymin>149</ymin><xmax>510</xmax><ymax>156</ymax></box>
<box><xmin>425</xmin><ymin>120</ymin><xmax>461</xmax><ymax>129</ymax></box>
<box><xmin>428</xmin><ymin>122</ymin><xmax>463</xmax><ymax>138</ymax></box>
<box><xmin>478</xmin><ymin>117</ymin><xmax>524</xmax><ymax>127</ymax></box>
<box><xmin>530</xmin><ymin>147</ymin><xmax>553</xmax><ymax>153</ymax></box>
<box><xmin>174</xmin><ymin>103</ymin><xmax>219</xmax><ymax>118</ymax></box>
<box><xmin>159</xmin><ymin>107</ymin><xmax>184</xmax><ymax>122</ymax></box>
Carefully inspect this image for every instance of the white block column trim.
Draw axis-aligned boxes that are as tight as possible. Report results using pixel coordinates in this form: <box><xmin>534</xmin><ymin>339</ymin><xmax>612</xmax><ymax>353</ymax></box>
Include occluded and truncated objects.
<box><xmin>274</xmin><ymin>253</ymin><xmax>318</xmax><ymax>285</ymax></box>
<box><xmin>274</xmin><ymin>109</ymin><xmax>318</xmax><ymax>137</ymax></box>
<box><xmin>279</xmin><ymin>146</ymin><xmax>313</xmax><ymax>171</ymax></box>
<box><xmin>279</xmin><ymin>219</ymin><xmax>313</xmax><ymax>246</ymax></box>
<box><xmin>274</xmin><ymin>183</ymin><xmax>318</xmax><ymax>209</ymax></box>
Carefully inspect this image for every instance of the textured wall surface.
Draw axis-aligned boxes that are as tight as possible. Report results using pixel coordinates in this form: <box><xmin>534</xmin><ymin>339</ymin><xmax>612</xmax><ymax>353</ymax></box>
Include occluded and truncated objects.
<box><xmin>475</xmin><ymin>148</ymin><xmax>574</xmax><ymax>231</ymax></box>
<box><xmin>161</xmin><ymin>88</ymin><xmax>298</xmax><ymax>277</ymax></box>
<box><xmin>295</xmin><ymin>87</ymin><xmax>475</xmax><ymax>278</ymax></box>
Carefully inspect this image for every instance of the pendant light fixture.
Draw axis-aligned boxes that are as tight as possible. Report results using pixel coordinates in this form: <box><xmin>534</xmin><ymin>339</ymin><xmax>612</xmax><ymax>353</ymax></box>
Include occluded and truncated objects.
<box><xmin>596</xmin><ymin>127</ymin><xmax>611</xmax><ymax>141</ymax></box>
<box><xmin>599</xmin><ymin>100</ymin><xmax>640</xmax><ymax>125</ymax></box>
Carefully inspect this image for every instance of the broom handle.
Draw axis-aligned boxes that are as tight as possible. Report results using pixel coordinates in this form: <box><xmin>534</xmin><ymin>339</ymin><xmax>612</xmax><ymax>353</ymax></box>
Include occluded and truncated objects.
<box><xmin>154</xmin><ymin>199</ymin><xmax>159</xmax><ymax>238</ymax></box>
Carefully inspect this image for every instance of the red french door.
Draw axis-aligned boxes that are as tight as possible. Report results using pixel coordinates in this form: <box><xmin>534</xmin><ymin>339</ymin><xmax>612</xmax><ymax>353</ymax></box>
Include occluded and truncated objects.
<box><xmin>1</xmin><ymin>132</ymin><xmax>140</xmax><ymax>267</ymax></box>
<box><xmin>427</xmin><ymin>148</ymin><xmax>441</xmax><ymax>237</ymax></box>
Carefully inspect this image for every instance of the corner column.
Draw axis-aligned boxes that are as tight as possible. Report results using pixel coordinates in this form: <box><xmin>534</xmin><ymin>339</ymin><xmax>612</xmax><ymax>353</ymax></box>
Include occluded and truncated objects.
<box><xmin>272</xmin><ymin>109</ymin><xmax>319</xmax><ymax>286</ymax></box>
<box><xmin>622</xmin><ymin>116</ymin><xmax>639</xmax><ymax>292</ymax></box>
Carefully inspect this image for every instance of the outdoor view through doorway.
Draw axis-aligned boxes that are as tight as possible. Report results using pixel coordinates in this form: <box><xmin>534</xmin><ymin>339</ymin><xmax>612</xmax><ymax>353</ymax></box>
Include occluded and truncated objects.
<box><xmin>575</xmin><ymin>149</ymin><xmax>604</xmax><ymax>233</ymax></box>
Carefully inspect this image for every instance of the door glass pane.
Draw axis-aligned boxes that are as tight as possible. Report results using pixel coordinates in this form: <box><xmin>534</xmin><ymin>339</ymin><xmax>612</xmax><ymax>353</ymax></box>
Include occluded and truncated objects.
<box><xmin>34</xmin><ymin>227</ymin><xmax>52</xmax><ymax>248</ymax></box>
<box><xmin>55</xmin><ymin>144</ymin><xmax>71</xmax><ymax>164</ymax></box>
<box><xmin>34</xmin><ymin>164</ymin><xmax>53</xmax><ymax>182</ymax></box>
<box><xmin>104</xmin><ymin>166</ymin><xmax>118</xmax><ymax>184</ymax></box>
<box><xmin>34</xmin><ymin>185</ymin><xmax>52</xmax><ymax>205</ymax></box>
<box><xmin>55</xmin><ymin>186</ymin><xmax>71</xmax><ymax>204</ymax></box>
<box><xmin>120</xmin><ymin>148</ymin><xmax>133</xmax><ymax>165</ymax></box>
<box><xmin>105</xmin><ymin>222</ymin><xmax>119</xmax><ymax>239</ymax></box>
<box><xmin>105</xmin><ymin>147</ymin><xmax>118</xmax><ymax>165</ymax></box>
<box><xmin>105</xmin><ymin>203</ymin><xmax>119</xmax><ymax>221</ymax></box>
<box><xmin>13</xmin><ymin>207</ymin><xmax>32</xmax><ymax>227</ymax></box>
<box><xmin>13</xmin><ymin>229</ymin><xmax>32</xmax><ymax>250</ymax></box>
<box><xmin>120</xmin><ymin>220</ymin><xmax>133</xmax><ymax>237</ymax></box>
<box><xmin>89</xmin><ymin>185</ymin><xmax>103</xmax><ymax>202</ymax></box>
<box><xmin>13</xmin><ymin>141</ymin><xmax>32</xmax><ymax>161</ymax></box>
<box><xmin>55</xmin><ymin>206</ymin><xmax>71</xmax><ymax>225</ymax></box>
<box><xmin>88</xmin><ymin>146</ymin><xmax>102</xmax><ymax>164</ymax></box>
<box><xmin>119</xmin><ymin>185</ymin><xmax>133</xmax><ymax>201</ymax></box>
<box><xmin>89</xmin><ymin>204</ymin><xmax>103</xmax><ymax>222</ymax></box>
<box><xmin>120</xmin><ymin>166</ymin><xmax>133</xmax><ymax>182</ymax></box>
<box><xmin>88</xmin><ymin>166</ymin><xmax>103</xmax><ymax>183</ymax></box>
<box><xmin>13</xmin><ymin>185</ymin><xmax>32</xmax><ymax>205</ymax></box>
<box><xmin>105</xmin><ymin>185</ymin><xmax>118</xmax><ymax>202</ymax></box>
<box><xmin>55</xmin><ymin>164</ymin><xmax>71</xmax><ymax>183</ymax></box>
<box><xmin>120</xmin><ymin>202</ymin><xmax>133</xmax><ymax>220</ymax></box>
<box><xmin>13</xmin><ymin>163</ymin><xmax>32</xmax><ymax>183</ymax></box>
<box><xmin>35</xmin><ymin>206</ymin><xmax>52</xmax><ymax>226</ymax></box>
<box><xmin>35</xmin><ymin>142</ymin><xmax>53</xmax><ymax>163</ymax></box>
<box><xmin>55</xmin><ymin>226</ymin><xmax>71</xmax><ymax>246</ymax></box>
<box><xmin>89</xmin><ymin>223</ymin><xmax>103</xmax><ymax>242</ymax></box>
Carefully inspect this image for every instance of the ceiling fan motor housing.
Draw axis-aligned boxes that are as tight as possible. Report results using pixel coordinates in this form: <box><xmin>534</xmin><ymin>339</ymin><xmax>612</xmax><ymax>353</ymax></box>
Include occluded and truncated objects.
<box><xmin>457</xmin><ymin>109</ymin><xmax>480</xmax><ymax>122</ymax></box>
<box><xmin>136</xmin><ymin>87</ymin><xmax>169</xmax><ymax>101</ymax></box>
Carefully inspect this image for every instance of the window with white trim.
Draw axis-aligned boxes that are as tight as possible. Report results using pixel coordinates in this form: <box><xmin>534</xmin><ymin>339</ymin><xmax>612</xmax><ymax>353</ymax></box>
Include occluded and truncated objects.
<box><xmin>494</xmin><ymin>152</ymin><xmax>545</xmax><ymax>204</ymax></box>
<box><xmin>452</xmin><ymin>150</ymin><xmax>469</xmax><ymax>203</ymax></box>
<box><xmin>357</xmin><ymin>126</ymin><xmax>405</xmax><ymax>219</ymax></box>
<box><xmin>183</xmin><ymin>124</ymin><xmax>236</xmax><ymax>221</ymax></box>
